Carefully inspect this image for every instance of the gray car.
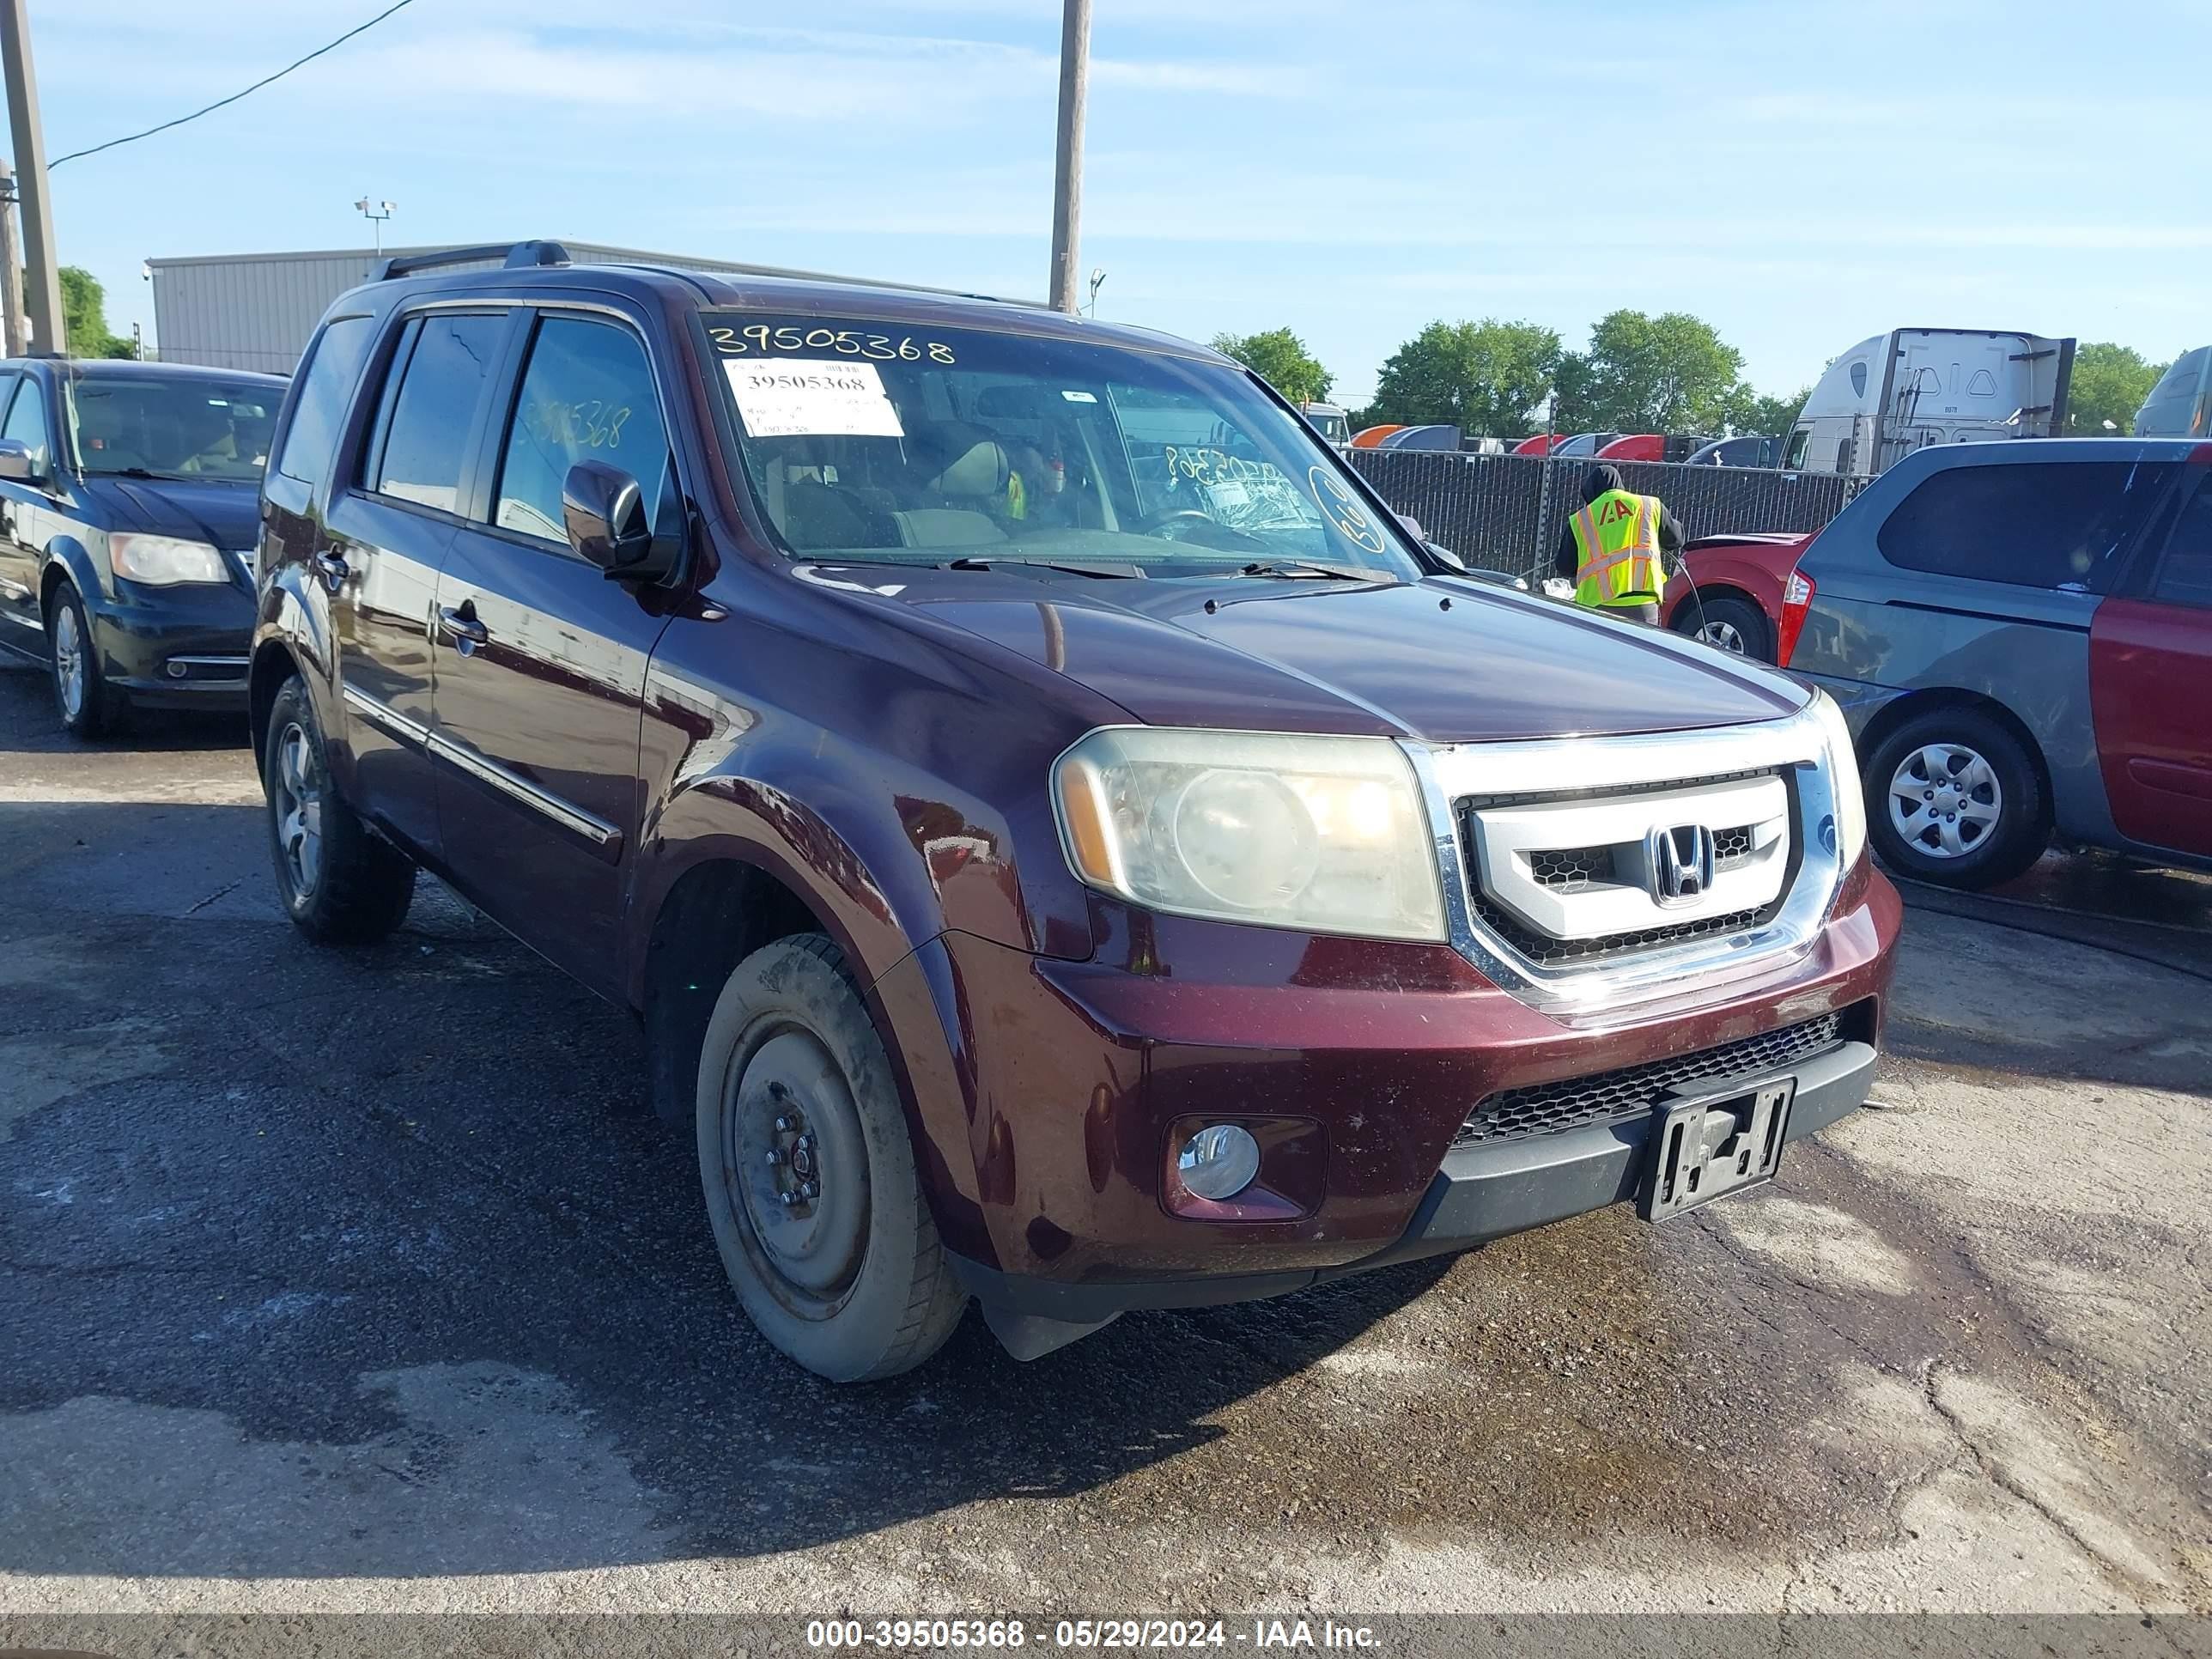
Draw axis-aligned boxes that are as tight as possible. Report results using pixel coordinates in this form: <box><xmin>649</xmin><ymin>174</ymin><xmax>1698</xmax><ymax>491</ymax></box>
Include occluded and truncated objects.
<box><xmin>1787</xmin><ymin>438</ymin><xmax>2212</xmax><ymax>890</ymax></box>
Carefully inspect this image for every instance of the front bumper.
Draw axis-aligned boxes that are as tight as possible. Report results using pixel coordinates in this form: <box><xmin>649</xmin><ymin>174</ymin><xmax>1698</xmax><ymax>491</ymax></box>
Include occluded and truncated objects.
<box><xmin>89</xmin><ymin>577</ymin><xmax>254</xmax><ymax>709</ymax></box>
<box><xmin>872</xmin><ymin>862</ymin><xmax>1902</xmax><ymax>1323</ymax></box>
<box><xmin>948</xmin><ymin>1038</ymin><xmax>1877</xmax><ymax>1327</ymax></box>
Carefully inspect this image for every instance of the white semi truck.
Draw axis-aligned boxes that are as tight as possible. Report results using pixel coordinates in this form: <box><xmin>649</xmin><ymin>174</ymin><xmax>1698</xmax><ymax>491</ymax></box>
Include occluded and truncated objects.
<box><xmin>1781</xmin><ymin>328</ymin><xmax>2075</xmax><ymax>477</ymax></box>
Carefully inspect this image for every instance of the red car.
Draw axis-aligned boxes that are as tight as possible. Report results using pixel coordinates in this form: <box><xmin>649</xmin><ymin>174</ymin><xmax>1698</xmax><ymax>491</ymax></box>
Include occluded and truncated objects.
<box><xmin>1662</xmin><ymin>532</ymin><xmax>1818</xmax><ymax>665</ymax></box>
<box><xmin>248</xmin><ymin>244</ymin><xmax>1898</xmax><ymax>1380</ymax></box>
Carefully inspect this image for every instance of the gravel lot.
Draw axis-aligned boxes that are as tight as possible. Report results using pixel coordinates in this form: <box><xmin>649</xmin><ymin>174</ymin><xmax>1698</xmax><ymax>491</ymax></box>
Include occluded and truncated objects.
<box><xmin>0</xmin><ymin>653</ymin><xmax>2205</xmax><ymax>1634</ymax></box>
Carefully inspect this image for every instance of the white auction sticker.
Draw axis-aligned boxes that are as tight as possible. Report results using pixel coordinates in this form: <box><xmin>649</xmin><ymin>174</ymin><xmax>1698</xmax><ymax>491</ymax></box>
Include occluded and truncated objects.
<box><xmin>724</xmin><ymin>358</ymin><xmax>905</xmax><ymax>439</ymax></box>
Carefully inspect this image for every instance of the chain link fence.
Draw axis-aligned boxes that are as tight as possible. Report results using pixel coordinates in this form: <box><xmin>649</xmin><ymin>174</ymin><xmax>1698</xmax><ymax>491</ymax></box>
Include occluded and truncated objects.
<box><xmin>1346</xmin><ymin>450</ymin><xmax>1871</xmax><ymax>581</ymax></box>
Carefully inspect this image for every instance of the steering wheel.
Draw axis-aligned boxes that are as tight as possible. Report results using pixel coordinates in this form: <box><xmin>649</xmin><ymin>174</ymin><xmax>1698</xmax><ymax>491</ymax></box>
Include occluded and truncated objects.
<box><xmin>1134</xmin><ymin>507</ymin><xmax>1216</xmax><ymax>538</ymax></box>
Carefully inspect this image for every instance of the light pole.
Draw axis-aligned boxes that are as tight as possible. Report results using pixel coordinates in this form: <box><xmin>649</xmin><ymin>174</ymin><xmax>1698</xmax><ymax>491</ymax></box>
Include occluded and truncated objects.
<box><xmin>355</xmin><ymin>196</ymin><xmax>394</xmax><ymax>253</ymax></box>
<box><xmin>1</xmin><ymin>0</ymin><xmax>64</xmax><ymax>356</ymax></box>
<box><xmin>1047</xmin><ymin>0</ymin><xmax>1091</xmax><ymax>313</ymax></box>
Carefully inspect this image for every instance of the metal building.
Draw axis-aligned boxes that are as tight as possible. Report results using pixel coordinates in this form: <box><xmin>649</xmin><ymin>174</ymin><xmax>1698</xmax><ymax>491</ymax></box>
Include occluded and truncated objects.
<box><xmin>145</xmin><ymin>240</ymin><xmax>888</xmax><ymax>374</ymax></box>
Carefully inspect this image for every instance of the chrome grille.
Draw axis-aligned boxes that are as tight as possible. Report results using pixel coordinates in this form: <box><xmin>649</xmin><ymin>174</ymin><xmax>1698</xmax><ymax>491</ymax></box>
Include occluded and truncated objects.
<box><xmin>1454</xmin><ymin>1012</ymin><xmax>1847</xmax><ymax>1147</ymax></box>
<box><xmin>1466</xmin><ymin>892</ymin><xmax>1768</xmax><ymax>966</ymax></box>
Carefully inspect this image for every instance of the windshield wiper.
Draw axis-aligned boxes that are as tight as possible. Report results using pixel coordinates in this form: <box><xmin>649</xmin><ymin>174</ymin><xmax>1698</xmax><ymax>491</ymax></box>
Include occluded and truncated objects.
<box><xmin>945</xmin><ymin>556</ymin><xmax>1145</xmax><ymax>580</ymax></box>
<box><xmin>96</xmin><ymin>466</ymin><xmax>199</xmax><ymax>483</ymax></box>
<box><xmin>1237</xmin><ymin>560</ymin><xmax>1389</xmax><ymax>582</ymax></box>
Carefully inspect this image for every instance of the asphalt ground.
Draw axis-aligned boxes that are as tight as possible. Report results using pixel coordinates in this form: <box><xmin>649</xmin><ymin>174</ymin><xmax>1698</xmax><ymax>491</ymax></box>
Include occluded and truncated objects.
<box><xmin>0</xmin><ymin>652</ymin><xmax>2205</xmax><ymax>1638</ymax></box>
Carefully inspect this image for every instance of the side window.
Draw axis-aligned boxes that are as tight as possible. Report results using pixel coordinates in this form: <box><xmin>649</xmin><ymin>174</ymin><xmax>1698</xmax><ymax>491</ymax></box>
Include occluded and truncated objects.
<box><xmin>2152</xmin><ymin>475</ymin><xmax>2212</xmax><ymax>609</ymax></box>
<box><xmin>1876</xmin><ymin>461</ymin><xmax>2177</xmax><ymax>592</ymax></box>
<box><xmin>494</xmin><ymin>315</ymin><xmax>671</xmax><ymax>545</ymax></box>
<box><xmin>3</xmin><ymin>377</ymin><xmax>50</xmax><ymax>474</ymax></box>
<box><xmin>1782</xmin><ymin>428</ymin><xmax>1809</xmax><ymax>471</ymax></box>
<box><xmin>371</xmin><ymin>311</ymin><xmax>508</xmax><ymax>514</ymax></box>
<box><xmin>273</xmin><ymin>314</ymin><xmax>374</xmax><ymax>486</ymax></box>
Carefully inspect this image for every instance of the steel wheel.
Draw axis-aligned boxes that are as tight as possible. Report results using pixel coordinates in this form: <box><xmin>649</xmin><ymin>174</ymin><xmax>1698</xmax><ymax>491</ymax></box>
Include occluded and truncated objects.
<box><xmin>51</xmin><ymin>602</ymin><xmax>86</xmax><ymax>723</ymax></box>
<box><xmin>1697</xmin><ymin>617</ymin><xmax>1747</xmax><ymax>654</ymax></box>
<box><xmin>1887</xmin><ymin>742</ymin><xmax>2002</xmax><ymax>860</ymax></box>
<box><xmin>271</xmin><ymin>720</ymin><xmax>325</xmax><ymax>899</ymax></box>
<box><xmin>719</xmin><ymin>1024</ymin><xmax>872</xmax><ymax>1319</ymax></box>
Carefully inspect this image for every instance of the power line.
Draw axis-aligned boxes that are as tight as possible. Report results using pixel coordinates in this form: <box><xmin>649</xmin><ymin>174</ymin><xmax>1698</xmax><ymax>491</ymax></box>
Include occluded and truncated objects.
<box><xmin>50</xmin><ymin>0</ymin><xmax>416</xmax><ymax>168</ymax></box>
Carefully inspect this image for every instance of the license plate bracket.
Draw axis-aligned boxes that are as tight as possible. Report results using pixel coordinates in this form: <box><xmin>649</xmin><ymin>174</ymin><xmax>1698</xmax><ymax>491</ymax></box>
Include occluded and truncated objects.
<box><xmin>1639</xmin><ymin>1078</ymin><xmax>1796</xmax><ymax>1222</ymax></box>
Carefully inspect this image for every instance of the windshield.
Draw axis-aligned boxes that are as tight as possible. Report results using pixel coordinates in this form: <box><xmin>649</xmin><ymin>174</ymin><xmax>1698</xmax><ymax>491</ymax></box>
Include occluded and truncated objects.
<box><xmin>68</xmin><ymin>374</ymin><xmax>280</xmax><ymax>482</ymax></box>
<box><xmin>704</xmin><ymin>313</ymin><xmax>1419</xmax><ymax>579</ymax></box>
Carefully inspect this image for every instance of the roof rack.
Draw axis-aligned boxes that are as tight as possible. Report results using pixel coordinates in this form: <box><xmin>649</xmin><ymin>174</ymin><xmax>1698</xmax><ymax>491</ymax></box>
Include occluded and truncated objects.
<box><xmin>370</xmin><ymin>240</ymin><xmax>573</xmax><ymax>283</ymax></box>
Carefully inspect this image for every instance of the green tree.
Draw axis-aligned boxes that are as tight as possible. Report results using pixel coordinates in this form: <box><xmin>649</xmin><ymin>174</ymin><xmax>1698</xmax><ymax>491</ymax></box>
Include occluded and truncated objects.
<box><xmin>1565</xmin><ymin>310</ymin><xmax>1745</xmax><ymax>432</ymax></box>
<box><xmin>1717</xmin><ymin>384</ymin><xmax>1810</xmax><ymax>438</ymax></box>
<box><xmin>59</xmin><ymin>267</ymin><xmax>137</xmax><ymax>358</ymax></box>
<box><xmin>1368</xmin><ymin>319</ymin><xmax>1562</xmax><ymax>435</ymax></box>
<box><xmin>1211</xmin><ymin>327</ymin><xmax>1333</xmax><ymax>405</ymax></box>
<box><xmin>2063</xmin><ymin>342</ymin><xmax>2166</xmax><ymax>436</ymax></box>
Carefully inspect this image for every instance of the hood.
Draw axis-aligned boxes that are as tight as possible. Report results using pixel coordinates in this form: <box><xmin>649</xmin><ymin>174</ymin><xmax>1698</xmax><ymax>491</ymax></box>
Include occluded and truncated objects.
<box><xmin>1584</xmin><ymin>464</ymin><xmax>1626</xmax><ymax>501</ymax></box>
<box><xmin>811</xmin><ymin>566</ymin><xmax>1808</xmax><ymax>744</ymax></box>
<box><xmin>80</xmin><ymin>474</ymin><xmax>261</xmax><ymax>551</ymax></box>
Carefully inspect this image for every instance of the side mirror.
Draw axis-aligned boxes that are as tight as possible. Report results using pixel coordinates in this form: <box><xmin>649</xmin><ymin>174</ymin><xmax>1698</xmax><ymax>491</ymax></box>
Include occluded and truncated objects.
<box><xmin>562</xmin><ymin>460</ymin><xmax>672</xmax><ymax>581</ymax></box>
<box><xmin>1423</xmin><ymin>538</ymin><xmax>1468</xmax><ymax>572</ymax></box>
<box><xmin>0</xmin><ymin>438</ymin><xmax>40</xmax><ymax>483</ymax></box>
<box><xmin>1395</xmin><ymin>511</ymin><xmax>1425</xmax><ymax>542</ymax></box>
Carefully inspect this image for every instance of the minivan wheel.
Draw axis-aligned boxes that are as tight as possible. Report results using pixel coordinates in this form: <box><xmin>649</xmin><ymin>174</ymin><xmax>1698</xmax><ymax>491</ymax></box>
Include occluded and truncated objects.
<box><xmin>263</xmin><ymin>675</ymin><xmax>416</xmax><ymax>942</ymax></box>
<box><xmin>696</xmin><ymin>933</ymin><xmax>965</xmax><ymax>1382</ymax></box>
<box><xmin>1676</xmin><ymin>593</ymin><xmax>1773</xmax><ymax>662</ymax></box>
<box><xmin>1864</xmin><ymin>708</ymin><xmax>2048</xmax><ymax>890</ymax></box>
<box><xmin>47</xmin><ymin>583</ymin><xmax>129</xmax><ymax>739</ymax></box>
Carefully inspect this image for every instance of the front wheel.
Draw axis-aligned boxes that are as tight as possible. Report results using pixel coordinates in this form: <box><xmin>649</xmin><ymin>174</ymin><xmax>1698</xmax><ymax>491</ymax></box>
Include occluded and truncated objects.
<box><xmin>1864</xmin><ymin>708</ymin><xmax>2048</xmax><ymax>890</ymax></box>
<box><xmin>47</xmin><ymin>583</ymin><xmax>129</xmax><ymax>739</ymax></box>
<box><xmin>263</xmin><ymin>676</ymin><xmax>416</xmax><ymax>941</ymax></box>
<box><xmin>695</xmin><ymin>934</ymin><xmax>966</xmax><ymax>1382</ymax></box>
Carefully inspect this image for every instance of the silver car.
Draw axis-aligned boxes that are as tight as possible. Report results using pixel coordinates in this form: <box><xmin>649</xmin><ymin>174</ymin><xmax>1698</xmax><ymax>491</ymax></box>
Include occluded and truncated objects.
<box><xmin>1786</xmin><ymin>439</ymin><xmax>2212</xmax><ymax>890</ymax></box>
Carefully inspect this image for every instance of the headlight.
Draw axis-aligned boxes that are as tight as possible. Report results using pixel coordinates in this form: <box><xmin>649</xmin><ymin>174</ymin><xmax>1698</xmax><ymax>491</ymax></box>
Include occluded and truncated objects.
<box><xmin>109</xmin><ymin>533</ymin><xmax>229</xmax><ymax>586</ymax></box>
<box><xmin>1053</xmin><ymin>727</ymin><xmax>1446</xmax><ymax>940</ymax></box>
<box><xmin>1805</xmin><ymin>690</ymin><xmax>1868</xmax><ymax>872</ymax></box>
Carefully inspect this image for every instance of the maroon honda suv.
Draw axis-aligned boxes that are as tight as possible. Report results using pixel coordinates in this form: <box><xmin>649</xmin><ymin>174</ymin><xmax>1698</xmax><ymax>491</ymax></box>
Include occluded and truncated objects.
<box><xmin>249</xmin><ymin>243</ymin><xmax>1899</xmax><ymax>1381</ymax></box>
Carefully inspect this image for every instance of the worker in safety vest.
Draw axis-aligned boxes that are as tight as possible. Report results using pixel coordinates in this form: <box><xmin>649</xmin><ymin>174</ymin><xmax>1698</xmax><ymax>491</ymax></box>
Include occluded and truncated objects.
<box><xmin>1553</xmin><ymin>464</ymin><xmax>1685</xmax><ymax>624</ymax></box>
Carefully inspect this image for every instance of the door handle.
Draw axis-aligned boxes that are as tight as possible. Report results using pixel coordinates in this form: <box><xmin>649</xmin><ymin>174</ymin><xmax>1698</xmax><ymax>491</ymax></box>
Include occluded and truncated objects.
<box><xmin>436</xmin><ymin>603</ymin><xmax>489</xmax><ymax>647</ymax></box>
<box><xmin>311</xmin><ymin>551</ymin><xmax>350</xmax><ymax>592</ymax></box>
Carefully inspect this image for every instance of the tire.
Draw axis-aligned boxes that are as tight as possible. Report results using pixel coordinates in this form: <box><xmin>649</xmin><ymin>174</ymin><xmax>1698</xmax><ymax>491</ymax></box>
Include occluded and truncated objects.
<box><xmin>695</xmin><ymin>934</ymin><xmax>966</xmax><ymax>1382</ymax></box>
<box><xmin>1676</xmin><ymin>592</ymin><xmax>1774</xmax><ymax>662</ymax></box>
<box><xmin>46</xmin><ymin>582</ymin><xmax>130</xmax><ymax>739</ymax></box>
<box><xmin>1863</xmin><ymin>707</ymin><xmax>2049</xmax><ymax>891</ymax></box>
<box><xmin>263</xmin><ymin>675</ymin><xmax>416</xmax><ymax>942</ymax></box>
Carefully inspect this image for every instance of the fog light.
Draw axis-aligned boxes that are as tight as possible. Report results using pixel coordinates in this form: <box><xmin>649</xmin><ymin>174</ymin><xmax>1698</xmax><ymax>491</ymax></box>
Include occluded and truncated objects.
<box><xmin>1176</xmin><ymin>1123</ymin><xmax>1261</xmax><ymax>1200</ymax></box>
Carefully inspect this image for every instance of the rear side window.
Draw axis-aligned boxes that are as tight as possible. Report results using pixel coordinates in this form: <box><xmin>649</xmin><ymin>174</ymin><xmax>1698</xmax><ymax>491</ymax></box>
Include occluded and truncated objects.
<box><xmin>1875</xmin><ymin>460</ymin><xmax>2175</xmax><ymax>592</ymax></box>
<box><xmin>3</xmin><ymin>377</ymin><xmax>49</xmax><ymax>474</ymax></box>
<box><xmin>2135</xmin><ymin>348</ymin><xmax>2209</xmax><ymax>438</ymax></box>
<box><xmin>493</xmin><ymin>314</ymin><xmax>671</xmax><ymax>545</ymax></box>
<box><xmin>2153</xmin><ymin>474</ymin><xmax>2212</xmax><ymax>609</ymax></box>
<box><xmin>274</xmin><ymin>315</ymin><xmax>374</xmax><ymax>486</ymax></box>
<box><xmin>371</xmin><ymin>312</ymin><xmax>508</xmax><ymax>514</ymax></box>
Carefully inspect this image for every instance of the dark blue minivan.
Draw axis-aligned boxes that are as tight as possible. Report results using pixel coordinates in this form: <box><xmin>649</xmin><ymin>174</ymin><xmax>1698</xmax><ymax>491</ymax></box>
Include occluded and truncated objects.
<box><xmin>0</xmin><ymin>356</ymin><xmax>287</xmax><ymax>738</ymax></box>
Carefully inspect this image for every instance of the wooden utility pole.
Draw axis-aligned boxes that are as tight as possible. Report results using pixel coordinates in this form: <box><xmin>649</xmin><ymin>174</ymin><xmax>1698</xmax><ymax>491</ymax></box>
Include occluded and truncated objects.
<box><xmin>1047</xmin><ymin>0</ymin><xmax>1091</xmax><ymax>313</ymax></box>
<box><xmin>0</xmin><ymin>159</ymin><xmax>25</xmax><ymax>356</ymax></box>
<box><xmin>0</xmin><ymin>0</ymin><xmax>63</xmax><ymax>355</ymax></box>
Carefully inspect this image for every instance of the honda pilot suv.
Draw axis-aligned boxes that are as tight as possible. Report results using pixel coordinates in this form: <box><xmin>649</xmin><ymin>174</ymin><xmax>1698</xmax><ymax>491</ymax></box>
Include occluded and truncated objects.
<box><xmin>251</xmin><ymin>243</ymin><xmax>1900</xmax><ymax>1381</ymax></box>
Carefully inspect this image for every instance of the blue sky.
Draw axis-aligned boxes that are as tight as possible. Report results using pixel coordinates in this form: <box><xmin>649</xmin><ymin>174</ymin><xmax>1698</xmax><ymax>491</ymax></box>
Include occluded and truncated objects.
<box><xmin>33</xmin><ymin>0</ymin><xmax>2210</xmax><ymax>406</ymax></box>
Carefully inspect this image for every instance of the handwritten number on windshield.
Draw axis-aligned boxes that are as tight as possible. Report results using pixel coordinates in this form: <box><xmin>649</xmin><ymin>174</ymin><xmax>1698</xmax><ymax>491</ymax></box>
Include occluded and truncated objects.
<box><xmin>711</xmin><ymin>325</ymin><xmax>955</xmax><ymax>365</ymax></box>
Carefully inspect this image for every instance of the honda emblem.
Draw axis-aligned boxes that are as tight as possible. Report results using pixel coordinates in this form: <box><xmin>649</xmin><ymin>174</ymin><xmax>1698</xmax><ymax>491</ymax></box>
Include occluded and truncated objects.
<box><xmin>1650</xmin><ymin>823</ymin><xmax>1717</xmax><ymax>905</ymax></box>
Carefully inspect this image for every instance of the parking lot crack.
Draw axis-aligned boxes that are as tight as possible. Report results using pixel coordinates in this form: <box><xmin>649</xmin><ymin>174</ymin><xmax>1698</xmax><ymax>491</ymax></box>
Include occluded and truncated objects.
<box><xmin>179</xmin><ymin>878</ymin><xmax>245</xmax><ymax>916</ymax></box>
<box><xmin>1914</xmin><ymin>1358</ymin><xmax>2150</xmax><ymax>1593</ymax></box>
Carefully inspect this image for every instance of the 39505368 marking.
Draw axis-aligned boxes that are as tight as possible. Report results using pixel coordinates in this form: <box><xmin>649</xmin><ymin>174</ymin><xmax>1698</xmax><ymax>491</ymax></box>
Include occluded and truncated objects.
<box><xmin>711</xmin><ymin>324</ymin><xmax>956</xmax><ymax>364</ymax></box>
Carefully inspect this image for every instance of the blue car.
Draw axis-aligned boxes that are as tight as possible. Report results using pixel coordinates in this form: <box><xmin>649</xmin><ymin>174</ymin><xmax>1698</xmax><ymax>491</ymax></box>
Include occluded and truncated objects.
<box><xmin>0</xmin><ymin>357</ymin><xmax>287</xmax><ymax>738</ymax></box>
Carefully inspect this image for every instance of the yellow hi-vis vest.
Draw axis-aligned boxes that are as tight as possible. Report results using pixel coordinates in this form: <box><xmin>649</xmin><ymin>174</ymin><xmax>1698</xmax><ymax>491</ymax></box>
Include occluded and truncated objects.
<box><xmin>1570</xmin><ymin>489</ymin><xmax>1668</xmax><ymax>608</ymax></box>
